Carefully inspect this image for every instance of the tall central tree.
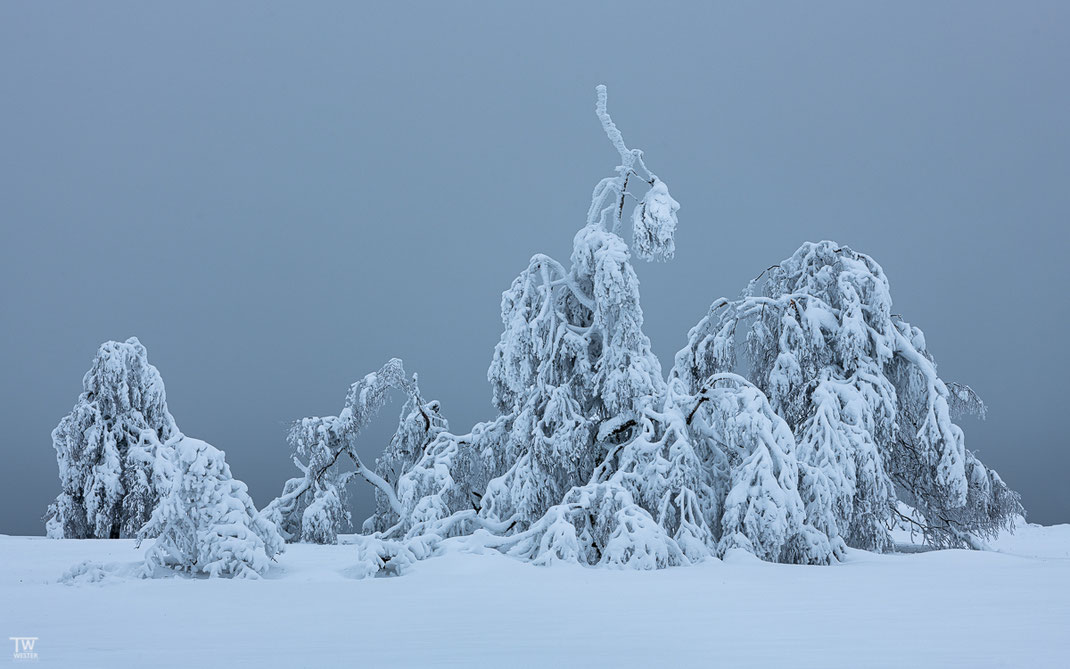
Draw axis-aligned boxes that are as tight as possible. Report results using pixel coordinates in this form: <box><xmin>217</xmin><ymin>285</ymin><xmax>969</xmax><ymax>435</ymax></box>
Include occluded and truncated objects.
<box><xmin>480</xmin><ymin>86</ymin><xmax>675</xmax><ymax>529</ymax></box>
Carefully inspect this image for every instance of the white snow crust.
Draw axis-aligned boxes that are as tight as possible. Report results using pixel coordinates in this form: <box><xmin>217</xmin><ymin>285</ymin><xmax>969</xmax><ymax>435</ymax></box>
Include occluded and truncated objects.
<box><xmin>2</xmin><ymin>521</ymin><xmax>1067</xmax><ymax>667</ymax></box>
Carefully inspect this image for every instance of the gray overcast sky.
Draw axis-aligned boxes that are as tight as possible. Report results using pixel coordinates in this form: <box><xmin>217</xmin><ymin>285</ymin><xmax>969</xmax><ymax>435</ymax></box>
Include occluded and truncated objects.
<box><xmin>1</xmin><ymin>2</ymin><xmax>1067</xmax><ymax>535</ymax></box>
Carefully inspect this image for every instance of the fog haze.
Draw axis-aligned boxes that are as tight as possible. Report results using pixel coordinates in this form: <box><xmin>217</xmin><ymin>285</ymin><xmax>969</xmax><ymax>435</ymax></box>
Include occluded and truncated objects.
<box><xmin>2</xmin><ymin>2</ymin><xmax>1067</xmax><ymax>534</ymax></box>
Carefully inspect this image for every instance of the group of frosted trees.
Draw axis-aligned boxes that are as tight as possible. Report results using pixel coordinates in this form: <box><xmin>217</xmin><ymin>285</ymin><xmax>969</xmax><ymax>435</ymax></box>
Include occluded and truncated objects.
<box><xmin>48</xmin><ymin>87</ymin><xmax>1022</xmax><ymax>578</ymax></box>
<box><xmin>48</xmin><ymin>338</ymin><xmax>283</xmax><ymax>578</ymax></box>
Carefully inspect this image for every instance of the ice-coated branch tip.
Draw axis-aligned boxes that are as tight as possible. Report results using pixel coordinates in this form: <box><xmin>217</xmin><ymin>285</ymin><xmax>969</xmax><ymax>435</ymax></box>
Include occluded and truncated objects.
<box><xmin>595</xmin><ymin>84</ymin><xmax>631</xmax><ymax>162</ymax></box>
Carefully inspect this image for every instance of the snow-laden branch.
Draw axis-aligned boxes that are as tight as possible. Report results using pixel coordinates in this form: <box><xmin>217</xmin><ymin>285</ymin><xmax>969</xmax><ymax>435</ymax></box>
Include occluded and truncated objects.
<box><xmin>595</xmin><ymin>84</ymin><xmax>633</xmax><ymax>165</ymax></box>
<box><xmin>348</xmin><ymin>451</ymin><xmax>403</xmax><ymax>517</ymax></box>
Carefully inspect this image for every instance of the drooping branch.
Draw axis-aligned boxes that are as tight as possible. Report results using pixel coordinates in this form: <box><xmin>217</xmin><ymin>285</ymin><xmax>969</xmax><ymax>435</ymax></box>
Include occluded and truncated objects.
<box><xmin>347</xmin><ymin>452</ymin><xmax>403</xmax><ymax>517</ymax></box>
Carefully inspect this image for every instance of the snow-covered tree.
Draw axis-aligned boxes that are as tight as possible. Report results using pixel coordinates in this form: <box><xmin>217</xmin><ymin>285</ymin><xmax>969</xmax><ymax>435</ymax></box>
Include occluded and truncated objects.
<box><xmin>673</xmin><ymin>241</ymin><xmax>1022</xmax><ymax>550</ymax></box>
<box><xmin>139</xmin><ymin>435</ymin><xmax>283</xmax><ymax>579</ymax></box>
<box><xmin>470</xmin><ymin>85</ymin><xmax>704</xmax><ymax>562</ymax></box>
<box><xmin>48</xmin><ymin>337</ymin><xmax>178</xmax><ymax>539</ymax></box>
<box><xmin>275</xmin><ymin>415</ymin><xmax>355</xmax><ymax>544</ymax></box>
<box><xmin>263</xmin><ymin>359</ymin><xmax>448</xmax><ymax>544</ymax></box>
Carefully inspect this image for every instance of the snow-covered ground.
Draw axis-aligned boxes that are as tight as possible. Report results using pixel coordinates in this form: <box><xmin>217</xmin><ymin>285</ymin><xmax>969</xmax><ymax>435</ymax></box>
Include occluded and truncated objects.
<box><xmin>2</xmin><ymin>521</ymin><xmax>1068</xmax><ymax>668</ymax></box>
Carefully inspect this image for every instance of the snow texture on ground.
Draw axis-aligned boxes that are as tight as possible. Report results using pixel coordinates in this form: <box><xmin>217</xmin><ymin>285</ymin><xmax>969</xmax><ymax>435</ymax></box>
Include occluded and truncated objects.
<box><xmin>2</xmin><ymin>521</ymin><xmax>1068</xmax><ymax>668</ymax></box>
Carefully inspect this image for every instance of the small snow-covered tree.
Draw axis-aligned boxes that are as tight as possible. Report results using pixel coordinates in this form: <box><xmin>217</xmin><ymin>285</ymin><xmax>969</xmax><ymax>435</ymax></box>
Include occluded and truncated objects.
<box><xmin>277</xmin><ymin>415</ymin><xmax>355</xmax><ymax>544</ymax></box>
<box><xmin>139</xmin><ymin>436</ymin><xmax>283</xmax><ymax>579</ymax></box>
<box><xmin>48</xmin><ymin>337</ymin><xmax>178</xmax><ymax>539</ymax></box>
<box><xmin>674</xmin><ymin>241</ymin><xmax>1022</xmax><ymax>550</ymax></box>
<box><xmin>263</xmin><ymin>359</ymin><xmax>448</xmax><ymax>544</ymax></box>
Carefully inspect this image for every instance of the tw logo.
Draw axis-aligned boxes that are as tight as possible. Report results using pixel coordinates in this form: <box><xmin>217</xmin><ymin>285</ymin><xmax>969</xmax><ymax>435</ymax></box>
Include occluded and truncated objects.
<box><xmin>8</xmin><ymin>637</ymin><xmax>38</xmax><ymax>662</ymax></box>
